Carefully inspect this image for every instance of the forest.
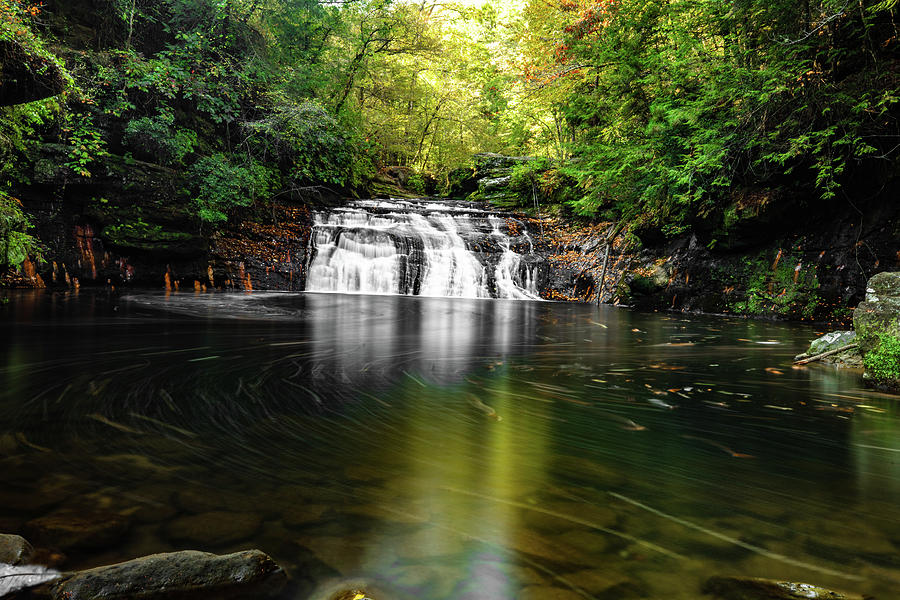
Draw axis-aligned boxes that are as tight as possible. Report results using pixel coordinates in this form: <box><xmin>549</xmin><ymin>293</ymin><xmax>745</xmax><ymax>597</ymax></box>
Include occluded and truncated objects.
<box><xmin>4</xmin><ymin>4</ymin><xmax>900</xmax><ymax>600</ymax></box>
<box><xmin>1</xmin><ymin>0</ymin><xmax>899</xmax><ymax>276</ymax></box>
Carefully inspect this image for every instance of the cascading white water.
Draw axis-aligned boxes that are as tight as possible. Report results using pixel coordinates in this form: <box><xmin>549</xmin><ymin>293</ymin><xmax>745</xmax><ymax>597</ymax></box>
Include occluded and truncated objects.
<box><xmin>305</xmin><ymin>199</ymin><xmax>542</xmax><ymax>299</ymax></box>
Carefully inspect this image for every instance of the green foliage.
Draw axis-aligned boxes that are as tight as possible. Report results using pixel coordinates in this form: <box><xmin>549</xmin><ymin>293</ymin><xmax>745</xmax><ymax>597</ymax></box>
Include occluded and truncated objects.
<box><xmin>187</xmin><ymin>154</ymin><xmax>275</xmax><ymax>224</ymax></box>
<box><xmin>0</xmin><ymin>192</ymin><xmax>40</xmax><ymax>269</ymax></box>
<box><xmin>123</xmin><ymin>110</ymin><xmax>197</xmax><ymax>166</ymax></box>
<box><xmin>406</xmin><ymin>173</ymin><xmax>426</xmax><ymax>195</ymax></box>
<box><xmin>509</xmin><ymin>159</ymin><xmax>578</xmax><ymax>208</ymax></box>
<box><xmin>522</xmin><ymin>0</ymin><xmax>900</xmax><ymax>234</ymax></box>
<box><xmin>717</xmin><ymin>249</ymin><xmax>821</xmax><ymax>318</ymax></box>
<box><xmin>61</xmin><ymin>111</ymin><xmax>108</xmax><ymax>178</ymax></box>
<box><xmin>242</xmin><ymin>99</ymin><xmax>368</xmax><ymax>188</ymax></box>
<box><xmin>864</xmin><ymin>333</ymin><xmax>900</xmax><ymax>383</ymax></box>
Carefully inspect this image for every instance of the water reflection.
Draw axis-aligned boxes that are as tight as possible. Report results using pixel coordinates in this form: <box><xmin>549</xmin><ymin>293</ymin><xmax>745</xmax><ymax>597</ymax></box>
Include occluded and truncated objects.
<box><xmin>1</xmin><ymin>290</ymin><xmax>899</xmax><ymax>599</ymax></box>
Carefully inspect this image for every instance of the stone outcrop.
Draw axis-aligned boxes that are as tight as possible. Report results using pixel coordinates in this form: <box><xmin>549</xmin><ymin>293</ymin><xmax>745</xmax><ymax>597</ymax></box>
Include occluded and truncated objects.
<box><xmin>0</xmin><ymin>40</ymin><xmax>66</xmax><ymax>106</ymax></box>
<box><xmin>853</xmin><ymin>271</ymin><xmax>900</xmax><ymax>390</ymax></box>
<box><xmin>12</xmin><ymin>146</ymin><xmax>312</xmax><ymax>292</ymax></box>
<box><xmin>794</xmin><ymin>331</ymin><xmax>862</xmax><ymax>367</ymax></box>
<box><xmin>47</xmin><ymin>550</ymin><xmax>286</xmax><ymax>600</ymax></box>
<box><xmin>455</xmin><ymin>153</ymin><xmax>533</xmax><ymax>205</ymax></box>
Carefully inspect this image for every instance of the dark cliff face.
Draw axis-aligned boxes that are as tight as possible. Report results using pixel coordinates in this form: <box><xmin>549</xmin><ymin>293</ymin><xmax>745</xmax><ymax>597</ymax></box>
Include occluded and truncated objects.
<box><xmin>13</xmin><ymin>146</ymin><xmax>311</xmax><ymax>292</ymax></box>
<box><xmin>0</xmin><ymin>39</ymin><xmax>66</xmax><ymax>107</ymax></box>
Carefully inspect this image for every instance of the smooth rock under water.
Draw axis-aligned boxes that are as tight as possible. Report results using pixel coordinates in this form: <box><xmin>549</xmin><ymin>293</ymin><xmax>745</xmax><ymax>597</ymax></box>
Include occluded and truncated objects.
<box><xmin>25</xmin><ymin>509</ymin><xmax>131</xmax><ymax>552</ymax></box>
<box><xmin>48</xmin><ymin>549</ymin><xmax>286</xmax><ymax>600</ymax></box>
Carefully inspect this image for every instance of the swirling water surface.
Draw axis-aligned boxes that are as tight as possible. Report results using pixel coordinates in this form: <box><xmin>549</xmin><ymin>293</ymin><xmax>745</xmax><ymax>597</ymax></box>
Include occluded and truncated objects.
<box><xmin>1</xmin><ymin>290</ymin><xmax>899</xmax><ymax>599</ymax></box>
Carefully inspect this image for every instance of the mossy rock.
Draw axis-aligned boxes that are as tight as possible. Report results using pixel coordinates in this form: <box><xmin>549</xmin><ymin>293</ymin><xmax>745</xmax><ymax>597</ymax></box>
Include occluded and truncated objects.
<box><xmin>101</xmin><ymin>222</ymin><xmax>203</xmax><ymax>256</ymax></box>
<box><xmin>795</xmin><ymin>330</ymin><xmax>862</xmax><ymax>367</ymax></box>
<box><xmin>853</xmin><ymin>272</ymin><xmax>900</xmax><ymax>390</ymax></box>
<box><xmin>0</xmin><ymin>39</ymin><xmax>67</xmax><ymax>106</ymax></box>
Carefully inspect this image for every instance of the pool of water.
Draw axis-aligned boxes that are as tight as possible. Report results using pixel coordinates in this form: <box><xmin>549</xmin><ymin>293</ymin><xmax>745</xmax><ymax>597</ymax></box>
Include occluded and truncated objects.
<box><xmin>1</xmin><ymin>290</ymin><xmax>898</xmax><ymax>599</ymax></box>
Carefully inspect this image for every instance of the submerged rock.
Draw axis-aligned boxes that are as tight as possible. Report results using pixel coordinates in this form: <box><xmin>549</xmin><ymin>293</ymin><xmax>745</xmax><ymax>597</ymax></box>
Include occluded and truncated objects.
<box><xmin>164</xmin><ymin>511</ymin><xmax>262</xmax><ymax>547</ymax></box>
<box><xmin>703</xmin><ymin>576</ymin><xmax>866</xmax><ymax>600</ymax></box>
<box><xmin>25</xmin><ymin>509</ymin><xmax>131</xmax><ymax>551</ymax></box>
<box><xmin>48</xmin><ymin>549</ymin><xmax>286</xmax><ymax>600</ymax></box>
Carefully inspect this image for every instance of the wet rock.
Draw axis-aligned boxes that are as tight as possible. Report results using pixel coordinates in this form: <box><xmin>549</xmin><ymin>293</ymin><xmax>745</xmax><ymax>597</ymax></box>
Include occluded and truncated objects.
<box><xmin>853</xmin><ymin>271</ymin><xmax>900</xmax><ymax>389</ymax></box>
<box><xmin>164</xmin><ymin>511</ymin><xmax>262</xmax><ymax>547</ymax></box>
<box><xmin>0</xmin><ymin>473</ymin><xmax>89</xmax><ymax>512</ymax></box>
<box><xmin>94</xmin><ymin>454</ymin><xmax>185</xmax><ymax>479</ymax></box>
<box><xmin>794</xmin><ymin>331</ymin><xmax>861</xmax><ymax>367</ymax></box>
<box><xmin>295</xmin><ymin>534</ymin><xmax>397</xmax><ymax>576</ymax></box>
<box><xmin>281</xmin><ymin>503</ymin><xmax>331</xmax><ymax>528</ymax></box>
<box><xmin>174</xmin><ymin>488</ymin><xmax>275</xmax><ymax>516</ymax></box>
<box><xmin>0</xmin><ymin>533</ymin><xmax>33</xmax><ymax>565</ymax></box>
<box><xmin>391</xmin><ymin>526</ymin><xmax>465</xmax><ymax>560</ymax></box>
<box><xmin>48</xmin><ymin>549</ymin><xmax>286</xmax><ymax>600</ymax></box>
<box><xmin>342</xmin><ymin>503</ymin><xmax>429</xmax><ymax>526</ymax></box>
<box><xmin>703</xmin><ymin>576</ymin><xmax>865</xmax><ymax>600</ymax></box>
<box><xmin>564</xmin><ymin>568</ymin><xmax>632</xmax><ymax>595</ymax></box>
<box><xmin>391</xmin><ymin>564</ymin><xmax>463</xmax><ymax>598</ymax></box>
<box><xmin>26</xmin><ymin>508</ymin><xmax>131</xmax><ymax>551</ymax></box>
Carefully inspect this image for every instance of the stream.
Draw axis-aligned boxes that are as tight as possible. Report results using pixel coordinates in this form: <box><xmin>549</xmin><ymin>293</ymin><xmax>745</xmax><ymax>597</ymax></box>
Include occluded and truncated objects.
<box><xmin>1</xmin><ymin>290</ymin><xmax>899</xmax><ymax>599</ymax></box>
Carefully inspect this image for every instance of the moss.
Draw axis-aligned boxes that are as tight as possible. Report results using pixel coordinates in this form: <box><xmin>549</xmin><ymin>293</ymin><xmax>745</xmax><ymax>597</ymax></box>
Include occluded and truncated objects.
<box><xmin>863</xmin><ymin>333</ymin><xmax>900</xmax><ymax>384</ymax></box>
<box><xmin>101</xmin><ymin>221</ymin><xmax>200</xmax><ymax>255</ymax></box>
<box><xmin>715</xmin><ymin>248</ymin><xmax>821</xmax><ymax>319</ymax></box>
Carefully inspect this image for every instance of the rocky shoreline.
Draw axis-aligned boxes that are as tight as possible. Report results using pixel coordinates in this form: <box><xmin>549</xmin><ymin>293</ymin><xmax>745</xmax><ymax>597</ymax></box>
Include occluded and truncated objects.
<box><xmin>0</xmin><ymin>534</ymin><xmax>872</xmax><ymax>600</ymax></box>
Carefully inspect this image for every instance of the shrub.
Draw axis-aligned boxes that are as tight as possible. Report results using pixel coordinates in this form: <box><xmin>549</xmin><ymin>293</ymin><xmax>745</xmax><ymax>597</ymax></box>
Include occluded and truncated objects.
<box><xmin>0</xmin><ymin>192</ymin><xmax>40</xmax><ymax>269</ymax></box>
<box><xmin>186</xmin><ymin>154</ymin><xmax>275</xmax><ymax>224</ymax></box>
<box><xmin>864</xmin><ymin>333</ymin><xmax>900</xmax><ymax>384</ymax></box>
<box><xmin>123</xmin><ymin>110</ymin><xmax>197</xmax><ymax>166</ymax></box>
<box><xmin>241</xmin><ymin>99</ymin><xmax>369</xmax><ymax>189</ymax></box>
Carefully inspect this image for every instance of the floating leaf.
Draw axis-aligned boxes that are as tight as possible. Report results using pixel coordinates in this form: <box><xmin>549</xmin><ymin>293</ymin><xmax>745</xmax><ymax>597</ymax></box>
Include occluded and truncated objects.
<box><xmin>0</xmin><ymin>564</ymin><xmax>61</xmax><ymax>597</ymax></box>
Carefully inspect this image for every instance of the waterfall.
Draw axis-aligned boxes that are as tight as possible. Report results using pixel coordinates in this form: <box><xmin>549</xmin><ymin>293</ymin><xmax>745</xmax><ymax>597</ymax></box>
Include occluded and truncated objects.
<box><xmin>305</xmin><ymin>199</ymin><xmax>542</xmax><ymax>299</ymax></box>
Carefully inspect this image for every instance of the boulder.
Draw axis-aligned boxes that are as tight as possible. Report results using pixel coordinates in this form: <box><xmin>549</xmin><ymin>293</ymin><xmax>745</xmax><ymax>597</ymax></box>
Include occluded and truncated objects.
<box><xmin>0</xmin><ymin>533</ymin><xmax>33</xmax><ymax>565</ymax></box>
<box><xmin>853</xmin><ymin>271</ymin><xmax>900</xmax><ymax>390</ymax></box>
<box><xmin>48</xmin><ymin>549</ymin><xmax>286</xmax><ymax>600</ymax></box>
<box><xmin>703</xmin><ymin>576</ymin><xmax>864</xmax><ymax>600</ymax></box>
<box><xmin>794</xmin><ymin>330</ymin><xmax>861</xmax><ymax>367</ymax></box>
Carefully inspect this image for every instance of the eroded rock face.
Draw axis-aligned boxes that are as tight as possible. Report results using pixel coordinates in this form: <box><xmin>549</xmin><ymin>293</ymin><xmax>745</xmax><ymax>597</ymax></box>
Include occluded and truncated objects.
<box><xmin>703</xmin><ymin>576</ymin><xmax>864</xmax><ymax>600</ymax></box>
<box><xmin>853</xmin><ymin>271</ymin><xmax>900</xmax><ymax>390</ymax></box>
<box><xmin>48</xmin><ymin>549</ymin><xmax>286</xmax><ymax>600</ymax></box>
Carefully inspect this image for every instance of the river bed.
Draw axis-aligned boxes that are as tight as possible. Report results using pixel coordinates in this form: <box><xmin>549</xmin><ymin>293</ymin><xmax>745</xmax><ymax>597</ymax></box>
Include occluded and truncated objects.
<box><xmin>1</xmin><ymin>290</ymin><xmax>898</xmax><ymax>599</ymax></box>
